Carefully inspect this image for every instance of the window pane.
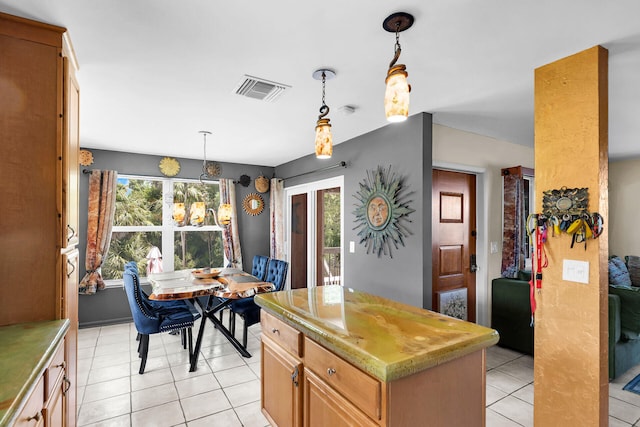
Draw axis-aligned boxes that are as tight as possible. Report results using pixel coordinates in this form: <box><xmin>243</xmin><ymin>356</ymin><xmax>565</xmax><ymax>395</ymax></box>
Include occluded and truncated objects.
<box><xmin>174</xmin><ymin>231</ymin><xmax>223</xmax><ymax>270</ymax></box>
<box><xmin>115</xmin><ymin>178</ymin><xmax>163</xmax><ymax>226</ymax></box>
<box><xmin>103</xmin><ymin>231</ymin><xmax>162</xmax><ymax>279</ymax></box>
<box><xmin>172</xmin><ymin>181</ymin><xmax>220</xmax><ymax>227</ymax></box>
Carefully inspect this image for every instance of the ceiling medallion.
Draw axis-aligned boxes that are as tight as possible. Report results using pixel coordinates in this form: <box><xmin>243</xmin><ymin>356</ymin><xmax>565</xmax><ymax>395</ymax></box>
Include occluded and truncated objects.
<box><xmin>353</xmin><ymin>165</ymin><xmax>414</xmax><ymax>258</ymax></box>
<box><xmin>159</xmin><ymin>157</ymin><xmax>180</xmax><ymax>177</ymax></box>
<box><xmin>79</xmin><ymin>149</ymin><xmax>94</xmax><ymax>166</ymax></box>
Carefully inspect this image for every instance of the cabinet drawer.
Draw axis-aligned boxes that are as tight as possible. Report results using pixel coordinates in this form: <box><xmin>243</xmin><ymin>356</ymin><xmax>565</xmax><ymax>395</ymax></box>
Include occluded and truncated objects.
<box><xmin>15</xmin><ymin>375</ymin><xmax>44</xmax><ymax>426</ymax></box>
<box><xmin>304</xmin><ymin>337</ymin><xmax>381</xmax><ymax>421</ymax></box>
<box><xmin>261</xmin><ymin>311</ymin><xmax>302</xmax><ymax>357</ymax></box>
<box><xmin>45</xmin><ymin>341</ymin><xmax>65</xmax><ymax>401</ymax></box>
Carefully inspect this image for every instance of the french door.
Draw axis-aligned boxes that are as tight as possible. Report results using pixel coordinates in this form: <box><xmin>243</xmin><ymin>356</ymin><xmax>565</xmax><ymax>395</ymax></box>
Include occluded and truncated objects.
<box><xmin>285</xmin><ymin>176</ymin><xmax>344</xmax><ymax>289</ymax></box>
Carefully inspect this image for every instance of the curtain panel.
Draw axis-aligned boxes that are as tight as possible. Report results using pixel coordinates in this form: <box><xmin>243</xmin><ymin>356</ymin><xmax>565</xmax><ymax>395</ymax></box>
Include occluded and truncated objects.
<box><xmin>501</xmin><ymin>166</ymin><xmax>525</xmax><ymax>278</ymax></box>
<box><xmin>79</xmin><ymin>170</ymin><xmax>118</xmax><ymax>295</ymax></box>
<box><xmin>220</xmin><ymin>178</ymin><xmax>243</xmax><ymax>269</ymax></box>
<box><xmin>270</xmin><ymin>178</ymin><xmax>285</xmax><ymax>260</ymax></box>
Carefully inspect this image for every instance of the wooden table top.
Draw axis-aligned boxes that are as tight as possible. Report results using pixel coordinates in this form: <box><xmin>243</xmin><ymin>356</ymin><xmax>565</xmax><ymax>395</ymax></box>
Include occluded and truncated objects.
<box><xmin>148</xmin><ymin>268</ymin><xmax>274</xmax><ymax>301</ymax></box>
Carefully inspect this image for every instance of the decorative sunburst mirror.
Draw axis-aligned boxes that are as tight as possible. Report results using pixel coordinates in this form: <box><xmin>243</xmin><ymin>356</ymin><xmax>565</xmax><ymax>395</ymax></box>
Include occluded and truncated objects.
<box><xmin>353</xmin><ymin>165</ymin><xmax>414</xmax><ymax>258</ymax></box>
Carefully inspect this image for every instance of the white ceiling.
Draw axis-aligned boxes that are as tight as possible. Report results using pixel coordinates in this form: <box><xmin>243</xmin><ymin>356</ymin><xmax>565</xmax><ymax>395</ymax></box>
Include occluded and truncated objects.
<box><xmin>2</xmin><ymin>1</ymin><xmax>639</xmax><ymax>166</ymax></box>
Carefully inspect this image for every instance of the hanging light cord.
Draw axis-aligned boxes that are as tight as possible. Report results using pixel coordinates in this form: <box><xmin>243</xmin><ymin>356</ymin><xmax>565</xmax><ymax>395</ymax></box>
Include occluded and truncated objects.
<box><xmin>389</xmin><ymin>21</ymin><xmax>402</xmax><ymax>68</ymax></box>
<box><xmin>199</xmin><ymin>132</ymin><xmax>210</xmax><ymax>183</ymax></box>
<box><xmin>318</xmin><ymin>72</ymin><xmax>329</xmax><ymax>119</ymax></box>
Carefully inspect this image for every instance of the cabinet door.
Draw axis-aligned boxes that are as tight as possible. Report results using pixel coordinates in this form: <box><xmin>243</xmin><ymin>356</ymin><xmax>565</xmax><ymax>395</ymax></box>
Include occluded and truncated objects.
<box><xmin>44</xmin><ymin>374</ymin><xmax>65</xmax><ymax>427</ymax></box>
<box><xmin>61</xmin><ymin>250</ymin><xmax>78</xmax><ymax>427</ymax></box>
<box><xmin>61</xmin><ymin>56</ymin><xmax>79</xmax><ymax>249</ymax></box>
<box><xmin>262</xmin><ymin>337</ymin><xmax>302</xmax><ymax>427</ymax></box>
<box><xmin>303</xmin><ymin>369</ymin><xmax>378</xmax><ymax>427</ymax></box>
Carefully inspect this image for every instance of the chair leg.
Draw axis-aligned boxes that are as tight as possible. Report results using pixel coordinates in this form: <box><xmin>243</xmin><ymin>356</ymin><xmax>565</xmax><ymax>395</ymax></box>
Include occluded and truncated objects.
<box><xmin>230</xmin><ymin>311</ymin><xmax>236</xmax><ymax>336</ymax></box>
<box><xmin>138</xmin><ymin>334</ymin><xmax>149</xmax><ymax>374</ymax></box>
<box><xmin>181</xmin><ymin>329</ymin><xmax>187</xmax><ymax>349</ymax></box>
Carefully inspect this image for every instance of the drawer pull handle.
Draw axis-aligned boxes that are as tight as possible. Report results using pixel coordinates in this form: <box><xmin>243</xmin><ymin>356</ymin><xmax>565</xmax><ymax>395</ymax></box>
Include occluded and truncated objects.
<box><xmin>327</xmin><ymin>367</ymin><xmax>336</xmax><ymax>376</ymax></box>
<box><xmin>291</xmin><ymin>366</ymin><xmax>299</xmax><ymax>387</ymax></box>
<box><xmin>67</xmin><ymin>225</ymin><xmax>76</xmax><ymax>241</ymax></box>
<box><xmin>67</xmin><ymin>258</ymin><xmax>76</xmax><ymax>278</ymax></box>
<box><xmin>54</xmin><ymin>360</ymin><xmax>66</xmax><ymax>369</ymax></box>
<box><xmin>63</xmin><ymin>375</ymin><xmax>71</xmax><ymax>395</ymax></box>
<box><xmin>271</xmin><ymin>328</ymin><xmax>279</xmax><ymax>334</ymax></box>
<box><xmin>27</xmin><ymin>411</ymin><xmax>42</xmax><ymax>422</ymax></box>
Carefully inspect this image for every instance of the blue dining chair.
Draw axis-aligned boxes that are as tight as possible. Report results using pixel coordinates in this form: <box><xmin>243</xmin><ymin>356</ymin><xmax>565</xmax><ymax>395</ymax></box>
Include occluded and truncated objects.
<box><xmin>219</xmin><ymin>255</ymin><xmax>270</xmax><ymax>324</ymax></box>
<box><xmin>122</xmin><ymin>261</ymin><xmax>200</xmax><ymax>374</ymax></box>
<box><xmin>229</xmin><ymin>259</ymin><xmax>289</xmax><ymax>347</ymax></box>
<box><xmin>251</xmin><ymin>255</ymin><xmax>270</xmax><ymax>281</ymax></box>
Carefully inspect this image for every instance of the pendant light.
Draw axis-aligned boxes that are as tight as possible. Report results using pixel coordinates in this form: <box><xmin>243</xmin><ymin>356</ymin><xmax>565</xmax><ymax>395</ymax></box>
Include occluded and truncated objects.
<box><xmin>383</xmin><ymin>12</ymin><xmax>414</xmax><ymax>123</ymax></box>
<box><xmin>312</xmin><ymin>69</ymin><xmax>336</xmax><ymax>159</ymax></box>
<box><xmin>195</xmin><ymin>130</ymin><xmax>231</xmax><ymax>228</ymax></box>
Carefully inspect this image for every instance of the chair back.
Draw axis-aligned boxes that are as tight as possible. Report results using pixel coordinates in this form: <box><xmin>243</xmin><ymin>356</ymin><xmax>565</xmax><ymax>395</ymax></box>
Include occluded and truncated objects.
<box><xmin>265</xmin><ymin>259</ymin><xmax>289</xmax><ymax>291</ymax></box>
<box><xmin>251</xmin><ymin>255</ymin><xmax>269</xmax><ymax>281</ymax></box>
<box><xmin>123</xmin><ymin>261</ymin><xmax>161</xmax><ymax>334</ymax></box>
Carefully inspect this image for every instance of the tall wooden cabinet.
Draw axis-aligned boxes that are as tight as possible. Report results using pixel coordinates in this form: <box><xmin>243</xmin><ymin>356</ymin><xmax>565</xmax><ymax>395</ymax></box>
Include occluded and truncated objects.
<box><xmin>0</xmin><ymin>11</ymin><xmax>80</xmax><ymax>426</ymax></box>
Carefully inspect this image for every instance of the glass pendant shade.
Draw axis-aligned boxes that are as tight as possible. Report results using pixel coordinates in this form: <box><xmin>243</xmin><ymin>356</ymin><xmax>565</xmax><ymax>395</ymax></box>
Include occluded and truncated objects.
<box><xmin>190</xmin><ymin>201</ymin><xmax>206</xmax><ymax>226</ymax></box>
<box><xmin>172</xmin><ymin>202</ymin><xmax>186</xmax><ymax>226</ymax></box>
<box><xmin>384</xmin><ymin>64</ymin><xmax>410</xmax><ymax>123</ymax></box>
<box><xmin>217</xmin><ymin>203</ymin><xmax>232</xmax><ymax>226</ymax></box>
<box><xmin>315</xmin><ymin>118</ymin><xmax>333</xmax><ymax>159</ymax></box>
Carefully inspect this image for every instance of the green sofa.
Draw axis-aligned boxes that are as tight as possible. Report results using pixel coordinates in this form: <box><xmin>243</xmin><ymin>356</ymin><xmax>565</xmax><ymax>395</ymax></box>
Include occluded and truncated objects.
<box><xmin>491</xmin><ymin>271</ymin><xmax>534</xmax><ymax>356</ymax></box>
<box><xmin>492</xmin><ymin>270</ymin><xmax>640</xmax><ymax>379</ymax></box>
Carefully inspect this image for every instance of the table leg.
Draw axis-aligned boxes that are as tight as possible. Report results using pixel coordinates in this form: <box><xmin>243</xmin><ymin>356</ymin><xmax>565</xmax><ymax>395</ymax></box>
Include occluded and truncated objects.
<box><xmin>189</xmin><ymin>297</ymin><xmax>251</xmax><ymax>372</ymax></box>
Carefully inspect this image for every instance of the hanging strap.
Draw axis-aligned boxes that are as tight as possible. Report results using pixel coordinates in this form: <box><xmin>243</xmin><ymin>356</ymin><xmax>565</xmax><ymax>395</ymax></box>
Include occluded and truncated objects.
<box><xmin>528</xmin><ymin>215</ymin><xmax>548</xmax><ymax>326</ymax></box>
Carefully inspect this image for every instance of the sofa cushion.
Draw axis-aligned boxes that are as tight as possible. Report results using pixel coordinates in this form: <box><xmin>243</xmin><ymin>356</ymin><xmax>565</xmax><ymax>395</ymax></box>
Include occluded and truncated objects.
<box><xmin>517</xmin><ymin>270</ymin><xmax>532</xmax><ymax>282</ymax></box>
<box><xmin>610</xmin><ymin>256</ymin><xmax>632</xmax><ymax>288</ymax></box>
<box><xmin>609</xmin><ymin>285</ymin><xmax>640</xmax><ymax>333</ymax></box>
<box><xmin>625</xmin><ymin>256</ymin><xmax>640</xmax><ymax>287</ymax></box>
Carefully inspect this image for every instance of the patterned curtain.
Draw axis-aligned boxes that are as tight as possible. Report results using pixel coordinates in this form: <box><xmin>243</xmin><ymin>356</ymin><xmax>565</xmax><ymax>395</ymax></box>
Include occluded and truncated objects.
<box><xmin>219</xmin><ymin>178</ymin><xmax>243</xmax><ymax>269</ymax></box>
<box><xmin>79</xmin><ymin>170</ymin><xmax>118</xmax><ymax>295</ymax></box>
<box><xmin>270</xmin><ymin>178</ymin><xmax>285</xmax><ymax>259</ymax></box>
<box><xmin>501</xmin><ymin>166</ymin><xmax>525</xmax><ymax>278</ymax></box>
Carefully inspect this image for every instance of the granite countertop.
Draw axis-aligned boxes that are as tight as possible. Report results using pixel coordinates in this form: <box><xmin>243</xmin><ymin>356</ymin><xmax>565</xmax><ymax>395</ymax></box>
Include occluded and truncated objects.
<box><xmin>255</xmin><ymin>287</ymin><xmax>499</xmax><ymax>382</ymax></box>
<box><xmin>0</xmin><ymin>319</ymin><xmax>70</xmax><ymax>427</ymax></box>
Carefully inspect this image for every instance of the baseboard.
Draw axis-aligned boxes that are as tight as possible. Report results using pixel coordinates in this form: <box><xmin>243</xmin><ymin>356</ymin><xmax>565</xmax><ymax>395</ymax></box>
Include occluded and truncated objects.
<box><xmin>79</xmin><ymin>317</ymin><xmax>132</xmax><ymax>329</ymax></box>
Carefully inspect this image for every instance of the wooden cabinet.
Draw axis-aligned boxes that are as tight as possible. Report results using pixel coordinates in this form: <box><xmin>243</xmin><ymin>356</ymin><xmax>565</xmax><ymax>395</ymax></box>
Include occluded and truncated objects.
<box><xmin>14</xmin><ymin>335</ymin><xmax>68</xmax><ymax>427</ymax></box>
<box><xmin>261</xmin><ymin>313</ymin><xmax>303</xmax><ymax>427</ymax></box>
<box><xmin>0</xmin><ymin>11</ymin><xmax>79</xmax><ymax>427</ymax></box>
<box><xmin>261</xmin><ymin>312</ymin><xmax>381</xmax><ymax>427</ymax></box>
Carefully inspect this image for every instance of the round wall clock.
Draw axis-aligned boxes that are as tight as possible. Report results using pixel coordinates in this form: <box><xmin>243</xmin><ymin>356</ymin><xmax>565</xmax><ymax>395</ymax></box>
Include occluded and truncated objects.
<box><xmin>159</xmin><ymin>157</ymin><xmax>180</xmax><ymax>177</ymax></box>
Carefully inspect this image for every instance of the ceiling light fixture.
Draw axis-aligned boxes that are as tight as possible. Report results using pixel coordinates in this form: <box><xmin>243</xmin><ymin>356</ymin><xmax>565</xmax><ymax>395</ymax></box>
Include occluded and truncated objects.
<box><xmin>383</xmin><ymin>12</ymin><xmax>414</xmax><ymax>123</ymax></box>
<box><xmin>312</xmin><ymin>69</ymin><xmax>336</xmax><ymax>159</ymax></box>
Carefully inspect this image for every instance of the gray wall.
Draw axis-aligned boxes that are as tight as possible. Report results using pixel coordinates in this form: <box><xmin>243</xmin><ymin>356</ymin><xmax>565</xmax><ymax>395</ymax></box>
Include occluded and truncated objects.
<box><xmin>276</xmin><ymin>113</ymin><xmax>433</xmax><ymax>308</ymax></box>
<box><xmin>78</xmin><ymin>149</ymin><xmax>274</xmax><ymax>327</ymax></box>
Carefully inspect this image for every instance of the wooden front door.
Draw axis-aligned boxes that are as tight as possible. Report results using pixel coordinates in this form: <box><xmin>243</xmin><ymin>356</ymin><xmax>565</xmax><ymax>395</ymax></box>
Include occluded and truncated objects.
<box><xmin>432</xmin><ymin>169</ymin><xmax>477</xmax><ymax>322</ymax></box>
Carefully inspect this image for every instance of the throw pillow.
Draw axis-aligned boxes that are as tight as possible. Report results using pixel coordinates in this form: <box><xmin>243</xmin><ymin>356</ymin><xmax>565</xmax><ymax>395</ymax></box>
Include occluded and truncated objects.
<box><xmin>625</xmin><ymin>256</ymin><xmax>640</xmax><ymax>287</ymax></box>
<box><xmin>610</xmin><ymin>256</ymin><xmax>633</xmax><ymax>288</ymax></box>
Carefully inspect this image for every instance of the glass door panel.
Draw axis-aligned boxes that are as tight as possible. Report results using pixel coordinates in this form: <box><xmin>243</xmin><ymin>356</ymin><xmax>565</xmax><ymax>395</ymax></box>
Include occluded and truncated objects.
<box><xmin>290</xmin><ymin>193</ymin><xmax>308</xmax><ymax>289</ymax></box>
<box><xmin>316</xmin><ymin>187</ymin><xmax>341</xmax><ymax>286</ymax></box>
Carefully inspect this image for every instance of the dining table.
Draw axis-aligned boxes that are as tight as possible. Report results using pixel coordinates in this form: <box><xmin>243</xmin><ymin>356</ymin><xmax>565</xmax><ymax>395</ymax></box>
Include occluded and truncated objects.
<box><xmin>148</xmin><ymin>268</ymin><xmax>274</xmax><ymax>371</ymax></box>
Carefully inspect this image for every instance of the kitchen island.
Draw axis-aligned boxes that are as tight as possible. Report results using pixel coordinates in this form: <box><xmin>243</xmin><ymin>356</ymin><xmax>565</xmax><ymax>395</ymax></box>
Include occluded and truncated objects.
<box><xmin>255</xmin><ymin>286</ymin><xmax>499</xmax><ymax>427</ymax></box>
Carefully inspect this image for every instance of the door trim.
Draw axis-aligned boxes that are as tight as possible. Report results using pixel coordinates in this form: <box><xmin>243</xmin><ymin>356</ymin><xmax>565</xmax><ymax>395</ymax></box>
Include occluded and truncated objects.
<box><xmin>433</xmin><ymin>162</ymin><xmax>488</xmax><ymax>326</ymax></box>
<box><xmin>284</xmin><ymin>176</ymin><xmax>345</xmax><ymax>289</ymax></box>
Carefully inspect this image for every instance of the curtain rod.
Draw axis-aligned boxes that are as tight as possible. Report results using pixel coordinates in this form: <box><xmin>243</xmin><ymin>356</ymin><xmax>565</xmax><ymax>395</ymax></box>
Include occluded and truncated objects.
<box><xmin>82</xmin><ymin>169</ymin><xmax>239</xmax><ymax>184</ymax></box>
<box><xmin>280</xmin><ymin>161</ymin><xmax>347</xmax><ymax>181</ymax></box>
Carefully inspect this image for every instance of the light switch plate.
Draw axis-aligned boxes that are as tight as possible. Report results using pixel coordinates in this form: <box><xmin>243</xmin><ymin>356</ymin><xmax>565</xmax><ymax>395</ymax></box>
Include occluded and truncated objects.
<box><xmin>349</xmin><ymin>241</ymin><xmax>355</xmax><ymax>253</ymax></box>
<box><xmin>562</xmin><ymin>259</ymin><xmax>589</xmax><ymax>284</ymax></box>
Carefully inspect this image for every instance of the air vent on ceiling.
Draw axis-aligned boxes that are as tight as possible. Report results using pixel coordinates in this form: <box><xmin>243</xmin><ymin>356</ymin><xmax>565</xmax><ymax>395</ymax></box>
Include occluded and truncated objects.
<box><xmin>234</xmin><ymin>75</ymin><xmax>291</xmax><ymax>102</ymax></box>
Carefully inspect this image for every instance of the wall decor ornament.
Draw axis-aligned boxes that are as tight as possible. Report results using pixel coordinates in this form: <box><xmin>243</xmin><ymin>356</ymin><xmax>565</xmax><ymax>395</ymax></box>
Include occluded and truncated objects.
<box><xmin>353</xmin><ymin>165</ymin><xmax>414</xmax><ymax>258</ymax></box>
<box><xmin>159</xmin><ymin>156</ymin><xmax>180</xmax><ymax>177</ymax></box>
<box><xmin>243</xmin><ymin>193</ymin><xmax>264</xmax><ymax>216</ymax></box>
<box><xmin>79</xmin><ymin>149</ymin><xmax>94</xmax><ymax>166</ymax></box>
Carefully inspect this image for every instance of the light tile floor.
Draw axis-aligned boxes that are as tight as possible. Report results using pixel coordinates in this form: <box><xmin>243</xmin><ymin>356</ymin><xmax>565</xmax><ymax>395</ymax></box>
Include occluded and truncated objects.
<box><xmin>77</xmin><ymin>319</ymin><xmax>640</xmax><ymax>426</ymax></box>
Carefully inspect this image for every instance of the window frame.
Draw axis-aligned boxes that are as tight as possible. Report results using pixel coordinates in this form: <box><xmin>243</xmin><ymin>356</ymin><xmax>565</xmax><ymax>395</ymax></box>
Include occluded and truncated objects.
<box><xmin>102</xmin><ymin>174</ymin><xmax>225</xmax><ymax>287</ymax></box>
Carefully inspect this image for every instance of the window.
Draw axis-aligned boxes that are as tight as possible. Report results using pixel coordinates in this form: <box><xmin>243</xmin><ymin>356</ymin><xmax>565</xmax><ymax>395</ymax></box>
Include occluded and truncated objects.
<box><xmin>102</xmin><ymin>175</ymin><xmax>224</xmax><ymax>281</ymax></box>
